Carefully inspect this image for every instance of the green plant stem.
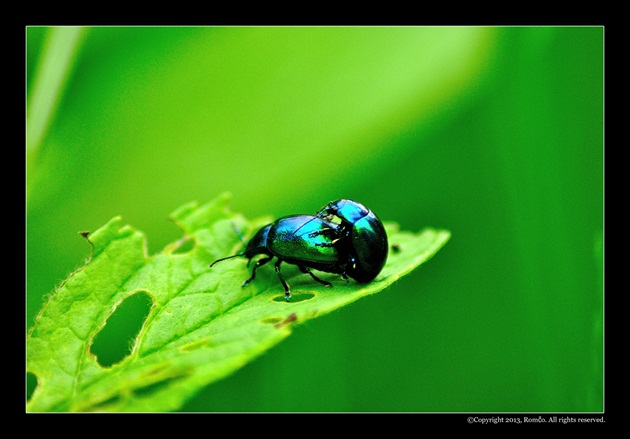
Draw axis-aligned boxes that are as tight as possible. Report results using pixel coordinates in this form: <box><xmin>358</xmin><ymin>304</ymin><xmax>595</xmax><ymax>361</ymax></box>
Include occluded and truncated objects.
<box><xmin>27</xmin><ymin>26</ymin><xmax>86</xmax><ymax>167</ymax></box>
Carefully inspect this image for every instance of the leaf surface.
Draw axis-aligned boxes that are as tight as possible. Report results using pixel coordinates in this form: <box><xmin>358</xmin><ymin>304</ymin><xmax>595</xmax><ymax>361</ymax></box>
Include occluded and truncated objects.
<box><xmin>27</xmin><ymin>194</ymin><xmax>450</xmax><ymax>412</ymax></box>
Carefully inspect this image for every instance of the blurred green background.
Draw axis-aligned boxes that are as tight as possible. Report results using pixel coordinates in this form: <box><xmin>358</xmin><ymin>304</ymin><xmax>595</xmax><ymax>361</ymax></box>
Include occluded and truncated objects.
<box><xmin>26</xmin><ymin>26</ymin><xmax>603</xmax><ymax>412</ymax></box>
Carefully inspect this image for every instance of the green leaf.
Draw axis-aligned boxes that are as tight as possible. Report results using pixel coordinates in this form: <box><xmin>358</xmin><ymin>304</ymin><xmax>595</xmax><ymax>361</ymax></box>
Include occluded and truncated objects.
<box><xmin>26</xmin><ymin>193</ymin><xmax>450</xmax><ymax>412</ymax></box>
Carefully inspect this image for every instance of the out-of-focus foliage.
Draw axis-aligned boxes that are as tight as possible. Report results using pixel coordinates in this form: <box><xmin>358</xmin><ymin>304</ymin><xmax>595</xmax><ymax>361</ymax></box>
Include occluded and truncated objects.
<box><xmin>26</xmin><ymin>26</ymin><xmax>603</xmax><ymax>412</ymax></box>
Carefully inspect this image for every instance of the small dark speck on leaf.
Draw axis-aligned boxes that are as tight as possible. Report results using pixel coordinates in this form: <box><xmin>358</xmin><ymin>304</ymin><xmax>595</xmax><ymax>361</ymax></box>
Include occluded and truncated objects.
<box><xmin>274</xmin><ymin>312</ymin><xmax>298</xmax><ymax>328</ymax></box>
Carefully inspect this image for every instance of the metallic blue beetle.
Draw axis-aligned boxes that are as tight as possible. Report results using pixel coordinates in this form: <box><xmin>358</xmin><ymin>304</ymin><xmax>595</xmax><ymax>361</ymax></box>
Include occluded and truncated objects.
<box><xmin>210</xmin><ymin>215</ymin><xmax>350</xmax><ymax>301</ymax></box>
<box><xmin>210</xmin><ymin>200</ymin><xmax>388</xmax><ymax>301</ymax></box>
<box><xmin>316</xmin><ymin>199</ymin><xmax>388</xmax><ymax>283</ymax></box>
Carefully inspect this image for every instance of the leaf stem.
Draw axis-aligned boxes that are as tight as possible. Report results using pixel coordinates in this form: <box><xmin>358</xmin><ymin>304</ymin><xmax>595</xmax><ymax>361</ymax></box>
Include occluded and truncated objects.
<box><xmin>27</xmin><ymin>26</ymin><xmax>86</xmax><ymax>162</ymax></box>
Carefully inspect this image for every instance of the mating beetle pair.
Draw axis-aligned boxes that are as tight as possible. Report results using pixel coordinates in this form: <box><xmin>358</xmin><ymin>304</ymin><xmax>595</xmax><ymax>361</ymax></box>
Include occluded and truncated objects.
<box><xmin>210</xmin><ymin>199</ymin><xmax>388</xmax><ymax>301</ymax></box>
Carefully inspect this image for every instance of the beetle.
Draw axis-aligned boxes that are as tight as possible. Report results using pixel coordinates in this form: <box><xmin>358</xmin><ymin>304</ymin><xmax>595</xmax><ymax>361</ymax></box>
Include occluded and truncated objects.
<box><xmin>210</xmin><ymin>215</ymin><xmax>352</xmax><ymax>301</ymax></box>
<box><xmin>315</xmin><ymin>199</ymin><xmax>388</xmax><ymax>283</ymax></box>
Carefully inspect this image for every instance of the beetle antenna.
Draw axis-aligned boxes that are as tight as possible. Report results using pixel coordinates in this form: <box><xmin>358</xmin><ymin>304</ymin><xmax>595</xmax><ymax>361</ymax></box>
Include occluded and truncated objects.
<box><xmin>209</xmin><ymin>219</ymin><xmax>251</xmax><ymax>268</ymax></box>
<box><xmin>209</xmin><ymin>252</ymin><xmax>245</xmax><ymax>267</ymax></box>
<box><xmin>231</xmin><ymin>220</ymin><xmax>247</xmax><ymax>246</ymax></box>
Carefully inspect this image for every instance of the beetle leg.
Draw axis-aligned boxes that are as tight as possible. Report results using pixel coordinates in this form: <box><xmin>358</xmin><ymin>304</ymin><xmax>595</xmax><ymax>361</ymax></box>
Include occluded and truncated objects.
<box><xmin>274</xmin><ymin>259</ymin><xmax>292</xmax><ymax>301</ymax></box>
<box><xmin>308</xmin><ymin>228</ymin><xmax>333</xmax><ymax>239</ymax></box>
<box><xmin>242</xmin><ymin>256</ymin><xmax>273</xmax><ymax>287</ymax></box>
<box><xmin>341</xmin><ymin>271</ymin><xmax>350</xmax><ymax>284</ymax></box>
<box><xmin>314</xmin><ymin>242</ymin><xmax>334</xmax><ymax>248</ymax></box>
<box><xmin>298</xmin><ymin>265</ymin><xmax>333</xmax><ymax>288</ymax></box>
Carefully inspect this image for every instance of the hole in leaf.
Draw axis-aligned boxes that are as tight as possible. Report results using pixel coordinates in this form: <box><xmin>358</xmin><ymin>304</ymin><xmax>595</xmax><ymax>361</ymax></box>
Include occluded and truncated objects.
<box><xmin>90</xmin><ymin>291</ymin><xmax>154</xmax><ymax>368</ymax></box>
<box><xmin>172</xmin><ymin>237</ymin><xmax>195</xmax><ymax>254</ymax></box>
<box><xmin>272</xmin><ymin>293</ymin><xmax>315</xmax><ymax>303</ymax></box>
<box><xmin>26</xmin><ymin>372</ymin><xmax>38</xmax><ymax>401</ymax></box>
